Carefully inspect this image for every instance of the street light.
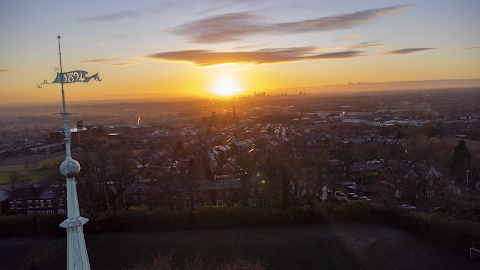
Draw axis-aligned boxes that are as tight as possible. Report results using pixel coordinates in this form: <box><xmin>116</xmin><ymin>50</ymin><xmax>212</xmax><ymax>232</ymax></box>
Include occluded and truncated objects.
<box><xmin>360</xmin><ymin>167</ymin><xmax>363</xmax><ymax>196</ymax></box>
<box><xmin>466</xmin><ymin>169</ymin><xmax>470</xmax><ymax>195</ymax></box>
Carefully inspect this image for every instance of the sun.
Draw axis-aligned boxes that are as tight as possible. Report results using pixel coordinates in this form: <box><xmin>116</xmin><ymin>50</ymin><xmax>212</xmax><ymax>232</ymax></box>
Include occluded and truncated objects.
<box><xmin>211</xmin><ymin>78</ymin><xmax>241</xmax><ymax>97</ymax></box>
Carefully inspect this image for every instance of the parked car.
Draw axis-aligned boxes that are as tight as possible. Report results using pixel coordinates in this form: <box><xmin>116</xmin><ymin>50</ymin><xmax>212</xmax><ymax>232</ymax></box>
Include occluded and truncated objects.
<box><xmin>359</xmin><ymin>196</ymin><xmax>371</xmax><ymax>202</ymax></box>
<box><xmin>429</xmin><ymin>207</ymin><xmax>444</xmax><ymax>214</ymax></box>
<box><xmin>401</xmin><ymin>204</ymin><xmax>416</xmax><ymax>211</ymax></box>
<box><xmin>347</xmin><ymin>193</ymin><xmax>360</xmax><ymax>200</ymax></box>
<box><xmin>334</xmin><ymin>191</ymin><xmax>349</xmax><ymax>201</ymax></box>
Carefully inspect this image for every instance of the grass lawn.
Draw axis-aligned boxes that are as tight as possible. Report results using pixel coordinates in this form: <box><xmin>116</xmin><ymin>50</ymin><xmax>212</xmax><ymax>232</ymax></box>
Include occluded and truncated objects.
<box><xmin>0</xmin><ymin>152</ymin><xmax>66</xmax><ymax>172</ymax></box>
<box><xmin>35</xmin><ymin>223</ymin><xmax>477</xmax><ymax>270</ymax></box>
<box><xmin>0</xmin><ymin>169</ymin><xmax>54</xmax><ymax>185</ymax></box>
<box><xmin>443</xmin><ymin>138</ymin><xmax>480</xmax><ymax>153</ymax></box>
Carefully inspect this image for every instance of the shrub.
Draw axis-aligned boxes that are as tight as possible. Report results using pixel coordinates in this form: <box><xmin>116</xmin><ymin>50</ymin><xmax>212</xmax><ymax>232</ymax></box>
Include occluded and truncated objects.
<box><xmin>127</xmin><ymin>253</ymin><xmax>268</xmax><ymax>270</ymax></box>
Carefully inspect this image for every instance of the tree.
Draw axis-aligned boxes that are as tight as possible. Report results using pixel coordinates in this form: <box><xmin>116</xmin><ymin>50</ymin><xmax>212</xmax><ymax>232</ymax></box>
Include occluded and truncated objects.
<box><xmin>377</xmin><ymin>166</ymin><xmax>398</xmax><ymax>206</ymax></box>
<box><xmin>234</xmin><ymin>148</ymin><xmax>255</xmax><ymax>206</ymax></box>
<box><xmin>77</xmin><ymin>150</ymin><xmax>113</xmax><ymax>215</ymax></box>
<box><xmin>183</xmin><ymin>159</ymin><xmax>202</xmax><ymax>209</ymax></box>
<box><xmin>450</xmin><ymin>139</ymin><xmax>471</xmax><ymax>186</ymax></box>
<box><xmin>204</xmin><ymin>166</ymin><xmax>214</xmax><ymax>180</ymax></box>
<box><xmin>112</xmin><ymin>147</ymin><xmax>137</xmax><ymax>211</ymax></box>
<box><xmin>9</xmin><ymin>171</ymin><xmax>21</xmax><ymax>189</ymax></box>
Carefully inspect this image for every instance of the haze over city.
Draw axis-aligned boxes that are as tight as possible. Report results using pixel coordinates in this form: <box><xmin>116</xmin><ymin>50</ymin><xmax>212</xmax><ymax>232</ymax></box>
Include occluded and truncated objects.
<box><xmin>2</xmin><ymin>1</ymin><xmax>480</xmax><ymax>269</ymax></box>
<box><xmin>1</xmin><ymin>0</ymin><xmax>479</xmax><ymax>104</ymax></box>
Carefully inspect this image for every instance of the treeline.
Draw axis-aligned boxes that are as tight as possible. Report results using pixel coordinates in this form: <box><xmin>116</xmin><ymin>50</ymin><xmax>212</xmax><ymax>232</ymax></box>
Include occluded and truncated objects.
<box><xmin>1</xmin><ymin>202</ymin><xmax>479</xmax><ymax>252</ymax></box>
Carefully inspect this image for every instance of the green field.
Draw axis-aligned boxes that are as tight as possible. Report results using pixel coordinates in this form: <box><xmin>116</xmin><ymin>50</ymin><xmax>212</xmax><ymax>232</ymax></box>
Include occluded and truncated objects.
<box><xmin>0</xmin><ymin>152</ymin><xmax>66</xmax><ymax>172</ymax></box>
<box><xmin>27</xmin><ymin>223</ymin><xmax>477</xmax><ymax>270</ymax></box>
<box><xmin>0</xmin><ymin>152</ymin><xmax>67</xmax><ymax>185</ymax></box>
<box><xmin>0</xmin><ymin>149</ymin><xmax>148</xmax><ymax>185</ymax></box>
<box><xmin>0</xmin><ymin>169</ymin><xmax>54</xmax><ymax>185</ymax></box>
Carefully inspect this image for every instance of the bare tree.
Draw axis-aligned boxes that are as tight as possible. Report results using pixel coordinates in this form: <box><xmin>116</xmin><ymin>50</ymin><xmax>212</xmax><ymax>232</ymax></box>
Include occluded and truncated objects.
<box><xmin>9</xmin><ymin>171</ymin><xmax>21</xmax><ymax>189</ymax></box>
<box><xmin>112</xmin><ymin>147</ymin><xmax>137</xmax><ymax>211</ymax></box>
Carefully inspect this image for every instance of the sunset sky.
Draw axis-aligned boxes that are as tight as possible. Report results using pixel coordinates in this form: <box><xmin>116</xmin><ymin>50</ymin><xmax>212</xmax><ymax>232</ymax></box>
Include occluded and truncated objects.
<box><xmin>1</xmin><ymin>0</ymin><xmax>479</xmax><ymax>104</ymax></box>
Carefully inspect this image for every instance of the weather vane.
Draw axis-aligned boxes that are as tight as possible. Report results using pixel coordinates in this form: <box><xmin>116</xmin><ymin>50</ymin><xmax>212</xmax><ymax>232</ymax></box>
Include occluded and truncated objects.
<box><xmin>38</xmin><ymin>36</ymin><xmax>101</xmax><ymax>270</ymax></box>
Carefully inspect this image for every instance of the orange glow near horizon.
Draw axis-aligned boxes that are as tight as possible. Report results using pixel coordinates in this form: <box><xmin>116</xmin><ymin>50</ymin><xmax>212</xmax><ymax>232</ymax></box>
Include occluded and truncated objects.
<box><xmin>210</xmin><ymin>78</ymin><xmax>244</xmax><ymax>97</ymax></box>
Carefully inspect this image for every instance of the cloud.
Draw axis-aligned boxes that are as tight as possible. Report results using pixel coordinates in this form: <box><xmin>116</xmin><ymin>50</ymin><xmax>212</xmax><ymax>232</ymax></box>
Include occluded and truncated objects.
<box><xmin>77</xmin><ymin>10</ymin><xmax>141</xmax><ymax>23</ymax></box>
<box><xmin>110</xmin><ymin>62</ymin><xmax>141</xmax><ymax>66</ymax></box>
<box><xmin>332</xmin><ymin>34</ymin><xmax>364</xmax><ymax>42</ymax></box>
<box><xmin>0</xmin><ymin>69</ymin><xmax>16</xmax><ymax>73</ymax></box>
<box><xmin>169</xmin><ymin>5</ymin><xmax>415</xmax><ymax>43</ymax></box>
<box><xmin>232</xmin><ymin>44</ymin><xmax>267</xmax><ymax>50</ymax></box>
<box><xmin>381</xmin><ymin>48</ymin><xmax>435</xmax><ymax>55</ymax></box>
<box><xmin>344</xmin><ymin>41</ymin><xmax>384</xmax><ymax>49</ymax></box>
<box><xmin>145</xmin><ymin>47</ymin><xmax>364</xmax><ymax>66</ymax></box>
<box><xmin>76</xmin><ymin>3</ymin><xmax>173</xmax><ymax>23</ymax></box>
<box><xmin>462</xmin><ymin>46</ymin><xmax>480</xmax><ymax>50</ymax></box>
<box><xmin>76</xmin><ymin>58</ymin><xmax>116</xmax><ymax>64</ymax></box>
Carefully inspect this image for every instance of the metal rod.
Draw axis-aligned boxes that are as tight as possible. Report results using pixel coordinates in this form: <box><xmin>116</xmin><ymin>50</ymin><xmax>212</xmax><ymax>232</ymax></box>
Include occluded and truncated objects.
<box><xmin>58</xmin><ymin>36</ymin><xmax>71</xmax><ymax>159</ymax></box>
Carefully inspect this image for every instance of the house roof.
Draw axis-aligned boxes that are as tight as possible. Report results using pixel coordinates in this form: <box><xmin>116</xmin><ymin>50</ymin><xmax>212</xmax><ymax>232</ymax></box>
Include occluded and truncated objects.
<box><xmin>396</xmin><ymin>162</ymin><xmax>443</xmax><ymax>180</ymax></box>
<box><xmin>350</xmin><ymin>163</ymin><xmax>380</xmax><ymax>173</ymax></box>
<box><xmin>9</xmin><ymin>187</ymin><xmax>57</xmax><ymax>200</ymax></box>
<box><xmin>0</xmin><ymin>189</ymin><xmax>11</xmax><ymax>202</ymax></box>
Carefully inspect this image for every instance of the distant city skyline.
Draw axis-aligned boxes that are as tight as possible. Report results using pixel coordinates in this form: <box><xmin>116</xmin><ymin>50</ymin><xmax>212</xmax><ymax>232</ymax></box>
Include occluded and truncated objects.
<box><xmin>1</xmin><ymin>0</ymin><xmax>479</xmax><ymax>104</ymax></box>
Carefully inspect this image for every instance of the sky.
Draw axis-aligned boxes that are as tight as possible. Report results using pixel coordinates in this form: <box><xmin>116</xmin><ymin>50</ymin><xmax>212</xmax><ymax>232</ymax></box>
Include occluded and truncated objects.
<box><xmin>1</xmin><ymin>0</ymin><xmax>479</xmax><ymax>104</ymax></box>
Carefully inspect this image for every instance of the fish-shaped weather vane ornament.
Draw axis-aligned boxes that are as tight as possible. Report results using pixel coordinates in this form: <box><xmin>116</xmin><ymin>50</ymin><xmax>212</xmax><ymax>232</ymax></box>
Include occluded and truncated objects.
<box><xmin>37</xmin><ymin>37</ymin><xmax>101</xmax><ymax>89</ymax></box>
<box><xmin>37</xmin><ymin>70</ymin><xmax>101</xmax><ymax>88</ymax></box>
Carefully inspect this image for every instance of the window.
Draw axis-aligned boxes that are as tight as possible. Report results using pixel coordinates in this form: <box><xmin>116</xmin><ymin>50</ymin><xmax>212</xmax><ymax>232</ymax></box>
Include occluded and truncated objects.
<box><xmin>141</xmin><ymin>195</ymin><xmax>145</xmax><ymax>201</ymax></box>
<box><xmin>17</xmin><ymin>202</ymin><xmax>22</xmax><ymax>209</ymax></box>
<box><xmin>59</xmin><ymin>199</ymin><xmax>64</xmax><ymax>206</ymax></box>
<box><xmin>28</xmin><ymin>200</ymin><xmax>33</xmax><ymax>208</ymax></box>
<box><xmin>249</xmin><ymin>198</ymin><xmax>256</xmax><ymax>207</ymax></box>
<box><xmin>218</xmin><ymin>192</ymin><xmax>222</xmax><ymax>197</ymax></box>
<box><xmin>216</xmin><ymin>200</ymin><xmax>224</xmax><ymax>206</ymax></box>
<box><xmin>47</xmin><ymin>200</ymin><xmax>52</xmax><ymax>207</ymax></box>
<box><xmin>226</xmin><ymin>191</ymin><xmax>229</xmax><ymax>197</ymax></box>
<box><xmin>40</xmin><ymin>201</ymin><xmax>44</xmax><ymax>208</ymax></box>
<box><xmin>35</xmin><ymin>200</ymin><xmax>40</xmax><ymax>208</ymax></box>
<box><xmin>10</xmin><ymin>202</ymin><xmax>14</xmax><ymax>210</ymax></box>
<box><xmin>185</xmin><ymin>192</ymin><xmax>190</xmax><ymax>199</ymax></box>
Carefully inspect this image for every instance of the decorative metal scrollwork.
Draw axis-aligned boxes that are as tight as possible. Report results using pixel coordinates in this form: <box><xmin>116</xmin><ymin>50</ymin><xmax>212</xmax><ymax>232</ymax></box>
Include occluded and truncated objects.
<box><xmin>91</xmin><ymin>72</ymin><xmax>102</xmax><ymax>82</ymax></box>
<box><xmin>37</xmin><ymin>79</ymin><xmax>50</xmax><ymax>88</ymax></box>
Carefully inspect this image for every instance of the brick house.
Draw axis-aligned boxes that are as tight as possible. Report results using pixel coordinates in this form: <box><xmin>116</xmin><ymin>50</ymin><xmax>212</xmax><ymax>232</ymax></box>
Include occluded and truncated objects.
<box><xmin>126</xmin><ymin>175</ymin><xmax>245</xmax><ymax>211</ymax></box>
<box><xmin>0</xmin><ymin>188</ymin><xmax>11</xmax><ymax>215</ymax></box>
<box><xmin>395</xmin><ymin>162</ymin><xmax>443</xmax><ymax>204</ymax></box>
<box><xmin>8</xmin><ymin>186</ymin><xmax>59</xmax><ymax>215</ymax></box>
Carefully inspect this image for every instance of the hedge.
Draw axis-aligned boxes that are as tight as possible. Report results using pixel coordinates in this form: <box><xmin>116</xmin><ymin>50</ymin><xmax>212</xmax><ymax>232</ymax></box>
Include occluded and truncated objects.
<box><xmin>1</xmin><ymin>202</ymin><xmax>479</xmax><ymax>252</ymax></box>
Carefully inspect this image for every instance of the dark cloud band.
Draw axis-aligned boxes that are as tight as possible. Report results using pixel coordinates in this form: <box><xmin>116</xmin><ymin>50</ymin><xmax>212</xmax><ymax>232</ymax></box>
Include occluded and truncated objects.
<box><xmin>75</xmin><ymin>58</ymin><xmax>117</xmax><ymax>64</ymax></box>
<box><xmin>169</xmin><ymin>5</ymin><xmax>415</xmax><ymax>43</ymax></box>
<box><xmin>145</xmin><ymin>47</ymin><xmax>364</xmax><ymax>66</ymax></box>
<box><xmin>382</xmin><ymin>48</ymin><xmax>435</xmax><ymax>55</ymax></box>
